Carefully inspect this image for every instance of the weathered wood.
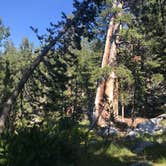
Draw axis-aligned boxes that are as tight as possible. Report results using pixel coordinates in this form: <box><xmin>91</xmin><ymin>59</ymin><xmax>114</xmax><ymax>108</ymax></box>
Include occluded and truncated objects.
<box><xmin>94</xmin><ymin>0</ymin><xmax>122</xmax><ymax>127</ymax></box>
<box><xmin>113</xmin><ymin>78</ymin><xmax>119</xmax><ymax>118</ymax></box>
<box><xmin>121</xmin><ymin>90</ymin><xmax>125</xmax><ymax>122</ymax></box>
<box><xmin>94</xmin><ymin>15</ymin><xmax>115</xmax><ymax>126</ymax></box>
<box><xmin>101</xmin><ymin>17</ymin><xmax>115</xmax><ymax>67</ymax></box>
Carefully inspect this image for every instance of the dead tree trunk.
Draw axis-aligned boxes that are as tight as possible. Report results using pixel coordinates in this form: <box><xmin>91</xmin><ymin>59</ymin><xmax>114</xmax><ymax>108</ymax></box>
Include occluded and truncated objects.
<box><xmin>0</xmin><ymin>30</ymin><xmax>66</xmax><ymax>133</ymax></box>
<box><xmin>94</xmin><ymin>1</ymin><xmax>122</xmax><ymax>127</ymax></box>
<box><xmin>105</xmin><ymin>21</ymin><xmax>122</xmax><ymax>119</ymax></box>
<box><xmin>121</xmin><ymin>87</ymin><xmax>124</xmax><ymax>122</ymax></box>
<box><xmin>113</xmin><ymin>78</ymin><xmax>119</xmax><ymax>118</ymax></box>
<box><xmin>94</xmin><ymin>15</ymin><xmax>115</xmax><ymax>127</ymax></box>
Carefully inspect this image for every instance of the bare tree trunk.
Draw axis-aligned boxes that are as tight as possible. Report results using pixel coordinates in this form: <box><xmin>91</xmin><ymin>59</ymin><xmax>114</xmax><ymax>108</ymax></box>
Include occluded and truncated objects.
<box><xmin>104</xmin><ymin>1</ymin><xmax>122</xmax><ymax>121</ymax></box>
<box><xmin>105</xmin><ymin>38</ymin><xmax>118</xmax><ymax>103</ymax></box>
<box><xmin>104</xmin><ymin>6</ymin><xmax>122</xmax><ymax>121</ymax></box>
<box><xmin>121</xmin><ymin>89</ymin><xmax>124</xmax><ymax>122</ymax></box>
<box><xmin>101</xmin><ymin>17</ymin><xmax>115</xmax><ymax>67</ymax></box>
<box><xmin>113</xmin><ymin>78</ymin><xmax>119</xmax><ymax>118</ymax></box>
<box><xmin>94</xmin><ymin>15</ymin><xmax>115</xmax><ymax>126</ymax></box>
<box><xmin>94</xmin><ymin>1</ymin><xmax>122</xmax><ymax>127</ymax></box>
<box><xmin>0</xmin><ymin>30</ymin><xmax>66</xmax><ymax>133</ymax></box>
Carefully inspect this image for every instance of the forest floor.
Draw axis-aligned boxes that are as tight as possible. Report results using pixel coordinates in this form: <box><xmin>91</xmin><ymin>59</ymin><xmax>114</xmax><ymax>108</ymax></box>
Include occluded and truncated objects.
<box><xmin>79</xmin><ymin>117</ymin><xmax>166</xmax><ymax>166</ymax></box>
<box><xmin>80</xmin><ymin>135</ymin><xmax>166</xmax><ymax>166</ymax></box>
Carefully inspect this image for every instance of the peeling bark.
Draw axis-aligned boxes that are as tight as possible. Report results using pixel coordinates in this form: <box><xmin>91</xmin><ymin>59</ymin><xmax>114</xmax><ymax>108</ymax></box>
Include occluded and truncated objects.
<box><xmin>113</xmin><ymin>78</ymin><xmax>119</xmax><ymax>118</ymax></box>
<box><xmin>121</xmin><ymin>89</ymin><xmax>124</xmax><ymax>122</ymax></box>
<box><xmin>103</xmin><ymin>2</ymin><xmax>122</xmax><ymax>123</ymax></box>
<box><xmin>94</xmin><ymin>1</ymin><xmax>122</xmax><ymax>127</ymax></box>
<box><xmin>101</xmin><ymin>17</ymin><xmax>115</xmax><ymax>67</ymax></box>
<box><xmin>94</xmin><ymin>15</ymin><xmax>115</xmax><ymax>126</ymax></box>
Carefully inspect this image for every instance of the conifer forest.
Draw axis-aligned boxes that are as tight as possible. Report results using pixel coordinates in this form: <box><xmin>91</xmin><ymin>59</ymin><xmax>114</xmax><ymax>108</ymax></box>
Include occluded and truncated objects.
<box><xmin>0</xmin><ymin>0</ymin><xmax>166</xmax><ymax>165</ymax></box>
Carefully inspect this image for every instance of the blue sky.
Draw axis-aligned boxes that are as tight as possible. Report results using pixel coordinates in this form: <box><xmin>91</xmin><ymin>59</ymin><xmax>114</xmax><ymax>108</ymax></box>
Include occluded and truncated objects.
<box><xmin>0</xmin><ymin>0</ymin><xmax>74</xmax><ymax>47</ymax></box>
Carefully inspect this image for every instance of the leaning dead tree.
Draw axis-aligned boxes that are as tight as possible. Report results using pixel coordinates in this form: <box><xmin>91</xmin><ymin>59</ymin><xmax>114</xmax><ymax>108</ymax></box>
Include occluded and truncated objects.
<box><xmin>0</xmin><ymin>0</ymin><xmax>104</xmax><ymax>133</ymax></box>
<box><xmin>0</xmin><ymin>30</ymin><xmax>67</xmax><ymax>132</ymax></box>
<box><xmin>94</xmin><ymin>0</ymin><xmax>122</xmax><ymax>127</ymax></box>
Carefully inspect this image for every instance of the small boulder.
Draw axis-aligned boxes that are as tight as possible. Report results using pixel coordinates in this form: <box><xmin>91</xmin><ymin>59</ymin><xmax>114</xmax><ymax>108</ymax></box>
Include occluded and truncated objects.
<box><xmin>136</xmin><ymin>114</ymin><xmax>166</xmax><ymax>134</ymax></box>
<box><xmin>98</xmin><ymin>126</ymin><xmax>118</xmax><ymax>137</ymax></box>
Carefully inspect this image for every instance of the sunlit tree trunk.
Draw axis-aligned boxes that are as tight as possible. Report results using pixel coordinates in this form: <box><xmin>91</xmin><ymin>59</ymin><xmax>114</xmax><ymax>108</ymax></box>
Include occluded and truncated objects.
<box><xmin>94</xmin><ymin>1</ymin><xmax>122</xmax><ymax>127</ymax></box>
<box><xmin>105</xmin><ymin>21</ymin><xmax>122</xmax><ymax>119</ymax></box>
<box><xmin>113</xmin><ymin>78</ymin><xmax>119</xmax><ymax>118</ymax></box>
<box><xmin>94</xmin><ymin>14</ymin><xmax>115</xmax><ymax>127</ymax></box>
<box><xmin>121</xmin><ymin>85</ymin><xmax>124</xmax><ymax>122</ymax></box>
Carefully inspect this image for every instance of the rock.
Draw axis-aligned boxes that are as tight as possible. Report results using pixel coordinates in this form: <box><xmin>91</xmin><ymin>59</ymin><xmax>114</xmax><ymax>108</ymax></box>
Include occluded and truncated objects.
<box><xmin>98</xmin><ymin>126</ymin><xmax>118</xmax><ymax>137</ymax></box>
<box><xmin>128</xmin><ymin>131</ymin><xmax>138</xmax><ymax>136</ymax></box>
<box><xmin>136</xmin><ymin>114</ymin><xmax>166</xmax><ymax>134</ymax></box>
<box><xmin>126</xmin><ymin>129</ymin><xmax>139</xmax><ymax>140</ymax></box>
<box><xmin>137</xmin><ymin>121</ymin><xmax>156</xmax><ymax>134</ymax></box>
<box><xmin>104</xmin><ymin>127</ymin><xmax>118</xmax><ymax>136</ymax></box>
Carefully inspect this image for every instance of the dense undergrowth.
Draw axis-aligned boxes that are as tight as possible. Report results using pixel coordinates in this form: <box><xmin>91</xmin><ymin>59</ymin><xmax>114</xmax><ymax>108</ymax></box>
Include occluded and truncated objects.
<box><xmin>0</xmin><ymin>118</ymin><xmax>165</xmax><ymax>166</ymax></box>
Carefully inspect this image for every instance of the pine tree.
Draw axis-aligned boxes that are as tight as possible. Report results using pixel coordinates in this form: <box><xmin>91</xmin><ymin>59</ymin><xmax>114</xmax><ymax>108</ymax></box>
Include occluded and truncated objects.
<box><xmin>0</xmin><ymin>18</ymin><xmax>10</xmax><ymax>50</ymax></box>
<box><xmin>0</xmin><ymin>0</ymin><xmax>104</xmax><ymax>132</ymax></box>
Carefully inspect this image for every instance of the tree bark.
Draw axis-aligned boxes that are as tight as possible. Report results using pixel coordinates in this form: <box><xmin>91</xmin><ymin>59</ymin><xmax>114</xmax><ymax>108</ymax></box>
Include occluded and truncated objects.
<box><xmin>121</xmin><ymin>89</ymin><xmax>124</xmax><ymax>122</ymax></box>
<box><xmin>105</xmin><ymin>22</ymin><xmax>121</xmax><ymax>118</ymax></box>
<box><xmin>113</xmin><ymin>78</ymin><xmax>119</xmax><ymax>118</ymax></box>
<box><xmin>94</xmin><ymin>15</ymin><xmax>115</xmax><ymax>126</ymax></box>
<box><xmin>103</xmin><ymin>2</ymin><xmax>122</xmax><ymax>123</ymax></box>
<box><xmin>94</xmin><ymin>0</ymin><xmax>122</xmax><ymax>127</ymax></box>
<box><xmin>0</xmin><ymin>30</ymin><xmax>66</xmax><ymax>133</ymax></box>
<box><xmin>101</xmin><ymin>17</ymin><xmax>115</xmax><ymax>67</ymax></box>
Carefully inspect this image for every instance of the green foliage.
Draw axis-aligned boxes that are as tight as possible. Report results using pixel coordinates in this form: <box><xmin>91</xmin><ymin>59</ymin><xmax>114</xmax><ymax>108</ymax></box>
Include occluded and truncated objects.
<box><xmin>150</xmin><ymin>74</ymin><xmax>164</xmax><ymax>88</ymax></box>
<box><xmin>115</xmin><ymin>65</ymin><xmax>134</xmax><ymax>85</ymax></box>
<box><xmin>0</xmin><ymin>118</ymin><xmax>165</xmax><ymax>166</ymax></box>
<box><xmin>0</xmin><ymin>118</ymin><xmax>86</xmax><ymax>166</ymax></box>
<box><xmin>0</xmin><ymin>0</ymin><xmax>165</xmax><ymax>164</ymax></box>
<box><xmin>96</xmin><ymin>65</ymin><xmax>112</xmax><ymax>80</ymax></box>
<box><xmin>119</xmin><ymin>28</ymin><xmax>143</xmax><ymax>42</ymax></box>
<box><xmin>62</xmin><ymin>40</ymin><xmax>102</xmax><ymax>121</ymax></box>
<box><xmin>116</xmin><ymin>0</ymin><xmax>166</xmax><ymax>116</ymax></box>
<box><xmin>0</xmin><ymin>18</ymin><xmax>10</xmax><ymax>48</ymax></box>
<box><xmin>80</xmin><ymin>130</ymin><xmax>166</xmax><ymax>166</ymax></box>
<box><xmin>146</xmin><ymin>60</ymin><xmax>161</xmax><ymax>69</ymax></box>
